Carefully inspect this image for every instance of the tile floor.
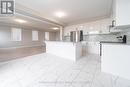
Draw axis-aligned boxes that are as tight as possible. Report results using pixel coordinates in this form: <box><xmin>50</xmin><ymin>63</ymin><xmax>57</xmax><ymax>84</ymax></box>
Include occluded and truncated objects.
<box><xmin>0</xmin><ymin>53</ymin><xmax>130</xmax><ymax>87</ymax></box>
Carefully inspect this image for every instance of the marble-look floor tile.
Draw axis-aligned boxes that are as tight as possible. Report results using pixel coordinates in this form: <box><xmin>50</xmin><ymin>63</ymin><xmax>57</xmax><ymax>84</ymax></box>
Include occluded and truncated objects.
<box><xmin>112</xmin><ymin>76</ymin><xmax>130</xmax><ymax>87</ymax></box>
<box><xmin>91</xmin><ymin>72</ymin><xmax>113</xmax><ymax>87</ymax></box>
<box><xmin>3</xmin><ymin>81</ymin><xmax>22</xmax><ymax>87</ymax></box>
<box><xmin>0</xmin><ymin>53</ymin><xmax>130</xmax><ymax>87</ymax></box>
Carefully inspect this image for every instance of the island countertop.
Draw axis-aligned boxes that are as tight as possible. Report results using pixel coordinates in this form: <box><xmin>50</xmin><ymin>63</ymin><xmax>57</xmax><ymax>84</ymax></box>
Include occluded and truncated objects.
<box><xmin>45</xmin><ymin>41</ymin><xmax>79</xmax><ymax>45</ymax></box>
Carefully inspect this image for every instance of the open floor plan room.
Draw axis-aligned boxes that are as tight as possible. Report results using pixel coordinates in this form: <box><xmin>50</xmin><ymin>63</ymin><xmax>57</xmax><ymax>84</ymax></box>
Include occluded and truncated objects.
<box><xmin>0</xmin><ymin>0</ymin><xmax>130</xmax><ymax>87</ymax></box>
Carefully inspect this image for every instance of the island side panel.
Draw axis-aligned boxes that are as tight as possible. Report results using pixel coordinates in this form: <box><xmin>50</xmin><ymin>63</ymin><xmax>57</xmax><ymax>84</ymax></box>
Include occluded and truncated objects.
<box><xmin>46</xmin><ymin>41</ymin><xmax>77</xmax><ymax>61</ymax></box>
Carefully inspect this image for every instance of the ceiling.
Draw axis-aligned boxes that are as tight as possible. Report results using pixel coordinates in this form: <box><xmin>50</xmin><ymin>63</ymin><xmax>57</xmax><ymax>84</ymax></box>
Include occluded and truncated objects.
<box><xmin>0</xmin><ymin>13</ymin><xmax>60</xmax><ymax>31</ymax></box>
<box><xmin>16</xmin><ymin>0</ymin><xmax>113</xmax><ymax>25</ymax></box>
<box><xmin>0</xmin><ymin>0</ymin><xmax>113</xmax><ymax>31</ymax></box>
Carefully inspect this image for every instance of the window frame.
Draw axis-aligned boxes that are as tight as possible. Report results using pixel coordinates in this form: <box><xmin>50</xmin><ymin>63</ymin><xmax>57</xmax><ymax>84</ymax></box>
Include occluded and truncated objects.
<box><xmin>32</xmin><ymin>30</ymin><xmax>39</xmax><ymax>41</ymax></box>
<box><xmin>11</xmin><ymin>28</ymin><xmax>22</xmax><ymax>41</ymax></box>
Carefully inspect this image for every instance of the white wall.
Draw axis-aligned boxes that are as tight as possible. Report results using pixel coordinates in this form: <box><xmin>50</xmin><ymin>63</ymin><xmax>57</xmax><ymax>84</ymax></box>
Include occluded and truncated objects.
<box><xmin>45</xmin><ymin>31</ymin><xmax>60</xmax><ymax>41</ymax></box>
<box><xmin>55</xmin><ymin>31</ymin><xmax>60</xmax><ymax>41</ymax></box>
<box><xmin>49</xmin><ymin>32</ymin><xmax>57</xmax><ymax>41</ymax></box>
<box><xmin>0</xmin><ymin>26</ymin><xmax>45</xmax><ymax>48</ymax></box>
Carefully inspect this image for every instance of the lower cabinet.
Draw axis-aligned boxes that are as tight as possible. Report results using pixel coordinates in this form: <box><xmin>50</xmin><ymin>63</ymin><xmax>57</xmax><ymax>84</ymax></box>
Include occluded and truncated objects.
<box><xmin>102</xmin><ymin>44</ymin><xmax>130</xmax><ymax>80</ymax></box>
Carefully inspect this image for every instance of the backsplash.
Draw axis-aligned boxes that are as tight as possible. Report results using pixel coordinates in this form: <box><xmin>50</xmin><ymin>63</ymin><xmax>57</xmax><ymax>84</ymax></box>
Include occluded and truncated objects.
<box><xmin>83</xmin><ymin>29</ymin><xmax>130</xmax><ymax>43</ymax></box>
<box><xmin>83</xmin><ymin>34</ymin><xmax>119</xmax><ymax>42</ymax></box>
<box><xmin>64</xmin><ymin>18</ymin><xmax>130</xmax><ymax>43</ymax></box>
<box><xmin>64</xmin><ymin>34</ymin><xmax>119</xmax><ymax>42</ymax></box>
<box><xmin>64</xmin><ymin>18</ymin><xmax>119</xmax><ymax>42</ymax></box>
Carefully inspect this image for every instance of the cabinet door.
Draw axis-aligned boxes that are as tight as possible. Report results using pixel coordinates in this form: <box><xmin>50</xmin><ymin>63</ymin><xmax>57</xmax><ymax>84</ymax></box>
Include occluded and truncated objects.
<box><xmin>115</xmin><ymin>0</ymin><xmax>130</xmax><ymax>26</ymax></box>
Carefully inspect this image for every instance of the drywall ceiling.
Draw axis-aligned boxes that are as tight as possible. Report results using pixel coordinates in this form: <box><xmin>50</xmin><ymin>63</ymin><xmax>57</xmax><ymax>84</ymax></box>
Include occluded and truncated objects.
<box><xmin>0</xmin><ymin>13</ymin><xmax>60</xmax><ymax>31</ymax></box>
<box><xmin>15</xmin><ymin>0</ymin><xmax>113</xmax><ymax>25</ymax></box>
<box><xmin>0</xmin><ymin>0</ymin><xmax>112</xmax><ymax>31</ymax></box>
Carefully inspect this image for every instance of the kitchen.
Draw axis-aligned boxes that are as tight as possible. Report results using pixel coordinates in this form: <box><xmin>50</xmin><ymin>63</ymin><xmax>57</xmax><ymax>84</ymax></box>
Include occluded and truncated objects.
<box><xmin>45</xmin><ymin>0</ymin><xmax>130</xmax><ymax>81</ymax></box>
<box><xmin>0</xmin><ymin>0</ymin><xmax>130</xmax><ymax>87</ymax></box>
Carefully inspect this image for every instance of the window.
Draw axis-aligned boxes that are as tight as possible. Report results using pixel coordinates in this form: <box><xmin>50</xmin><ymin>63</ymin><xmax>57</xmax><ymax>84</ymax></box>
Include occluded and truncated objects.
<box><xmin>11</xmin><ymin>28</ymin><xmax>22</xmax><ymax>41</ymax></box>
<box><xmin>45</xmin><ymin>32</ymin><xmax>49</xmax><ymax>41</ymax></box>
<box><xmin>32</xmin><ymin>30</ymin><xmax>38</xmax><ymax>41</ymax></box>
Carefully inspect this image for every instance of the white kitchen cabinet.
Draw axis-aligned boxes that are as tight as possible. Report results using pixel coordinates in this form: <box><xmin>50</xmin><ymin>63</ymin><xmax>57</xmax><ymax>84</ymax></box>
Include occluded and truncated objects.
<box><xmin>113</xmin><ymin>0</ymin><xmax>130</xmax><ymax>27</ymax></box>
<box><xmin>102</xmin><ymin>43</ymin><xmax>130</xmax><ymax>80</ymax></box>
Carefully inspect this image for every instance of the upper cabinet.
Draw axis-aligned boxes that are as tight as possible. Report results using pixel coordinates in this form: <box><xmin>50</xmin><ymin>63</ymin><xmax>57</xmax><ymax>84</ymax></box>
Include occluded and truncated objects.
<box><xmin>112</xmin><ymin>0</ymin><xmax>130</xmax><ymax>27</ymax></box>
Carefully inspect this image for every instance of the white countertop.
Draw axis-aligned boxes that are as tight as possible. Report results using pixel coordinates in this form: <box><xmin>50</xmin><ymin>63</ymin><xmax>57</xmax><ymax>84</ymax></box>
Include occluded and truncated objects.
<box><xmin>45</xmin><ymin>41</ymin><xmax>81</xmax><ymax>46</ymax></box>
<box><xmin>45</xmin><ymin>41</ymin><xmax>75</xmax><ymax>43</ymax></box>
<box><xmin>101</xmin><ymin>43</ymin><xmax>130</xmax><ymax>46</ymax></box>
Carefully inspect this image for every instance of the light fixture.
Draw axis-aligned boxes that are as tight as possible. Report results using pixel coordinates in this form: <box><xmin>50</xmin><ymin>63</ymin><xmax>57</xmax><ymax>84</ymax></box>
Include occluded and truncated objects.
<box><xmin>52</xmin><ymin>27</ymin><xmax>59</xmax><ymax>30</ymax></box>
<box><xmin>14</xmin><ymin>19</ymin><xmax>27</xmax><ymax>23</ymax></box>
<box><xmin>55</xmin><ymin>11</ymin><xmax>66</xmax><ymax>18</ymax></box>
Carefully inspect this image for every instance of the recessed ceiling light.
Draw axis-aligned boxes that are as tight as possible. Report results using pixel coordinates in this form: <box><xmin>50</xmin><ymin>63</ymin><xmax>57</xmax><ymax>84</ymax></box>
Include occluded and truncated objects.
<box><xmin>52</xmin><ymin>27</ymin><xmax>59</xmax><ymax>30</ymax></box>
<box><xmin>14</xmin><ymin>19</ymin><xmax>27</xmax><ymax>23</ymax></box>
<box><xmin>55</xmin><ymin>11</ymin><xmax>66</xmax><ymax>18</ymax></box>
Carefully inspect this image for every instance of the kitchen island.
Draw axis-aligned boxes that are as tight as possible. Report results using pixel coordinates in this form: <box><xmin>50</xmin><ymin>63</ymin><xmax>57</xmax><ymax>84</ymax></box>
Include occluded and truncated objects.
<box><xmin>101</xmin><ymin>43</ymin><xmax>130</xmax><ymax>80</ymax></box>
<box><xmin>45</xmin><ymin>41</ymin><xmax>82</xmax><ymax>61</ymax></box>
